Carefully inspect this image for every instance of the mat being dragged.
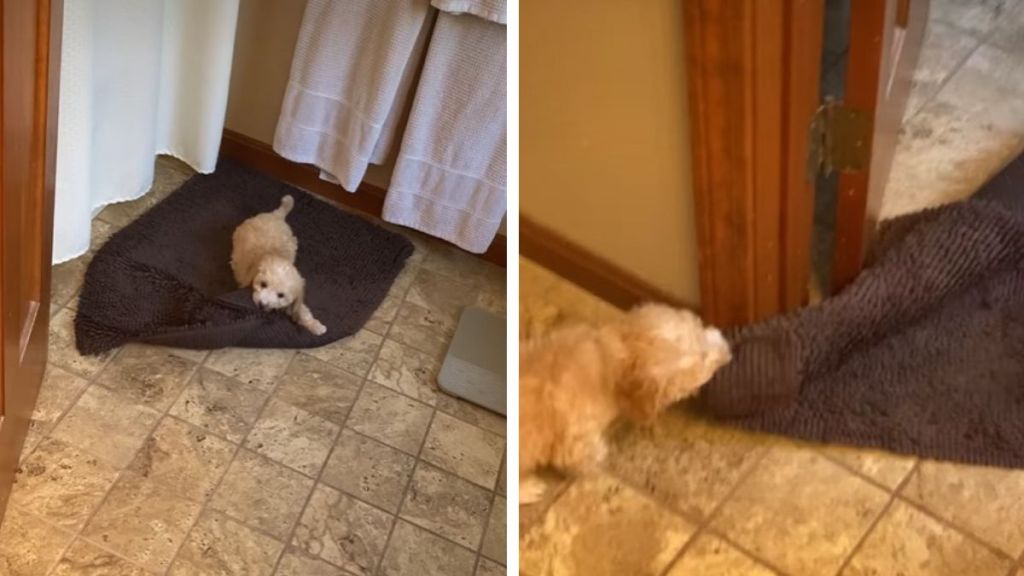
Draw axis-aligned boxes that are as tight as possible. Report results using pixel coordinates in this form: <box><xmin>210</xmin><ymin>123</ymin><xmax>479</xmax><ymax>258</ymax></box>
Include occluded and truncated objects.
<box><xmin>75</xmin><ymin>161</ymin><xmax>413</xmax><ymax>355</ymax></box>
<box><xmin>700</xmin><ymin>155</ymin><xmax>1024</xmax><ymax>468</ymax></box>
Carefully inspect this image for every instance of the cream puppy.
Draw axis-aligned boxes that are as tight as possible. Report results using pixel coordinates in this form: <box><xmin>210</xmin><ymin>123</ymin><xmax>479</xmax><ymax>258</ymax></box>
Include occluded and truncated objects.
<box><xmin>231</xmin><ymin>195</ymin><xmax>326</xmax><ymax>335</ymax></box>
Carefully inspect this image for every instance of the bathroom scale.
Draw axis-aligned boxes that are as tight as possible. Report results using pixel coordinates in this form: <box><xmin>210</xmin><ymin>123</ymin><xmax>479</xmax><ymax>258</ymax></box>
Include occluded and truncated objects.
<box><xmin>438</xmin><ymin>306</ymin><xmax>506</xmax><ymax>416</ymax></box>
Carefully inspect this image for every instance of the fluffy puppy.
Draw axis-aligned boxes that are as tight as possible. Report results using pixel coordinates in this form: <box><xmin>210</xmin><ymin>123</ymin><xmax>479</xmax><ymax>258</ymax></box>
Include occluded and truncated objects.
<box><xmin>519</xmin><ymin>304</ymin><xmax>731</xmax><ymax>503</ymax></box>
<box><xmin>231</xmin><ymin>195</ymin><xmax>326</xmax><ymax>335</ymax></box>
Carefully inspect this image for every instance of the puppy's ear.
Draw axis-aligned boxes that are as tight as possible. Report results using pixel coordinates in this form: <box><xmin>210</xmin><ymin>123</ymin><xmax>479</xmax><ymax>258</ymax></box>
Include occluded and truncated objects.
<box><xmin>616</xmin><ymin>329</ymin><xmax>701</xmax><ymax>423</ymax></box>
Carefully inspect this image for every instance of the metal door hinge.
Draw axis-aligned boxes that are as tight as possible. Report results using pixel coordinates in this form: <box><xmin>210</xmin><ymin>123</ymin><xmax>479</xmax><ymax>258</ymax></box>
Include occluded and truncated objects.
<box><xmin>806</xmin><ymin>99</ymin><xmax>873</xmax><ymax>181</ymax></box>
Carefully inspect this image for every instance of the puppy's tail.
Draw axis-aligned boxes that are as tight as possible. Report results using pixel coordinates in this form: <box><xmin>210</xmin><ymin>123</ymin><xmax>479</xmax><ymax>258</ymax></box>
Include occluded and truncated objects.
<box><xmin>275</xmin><ymin>195</ymin><xmax>294</xmax><ymax>217</ymax></box>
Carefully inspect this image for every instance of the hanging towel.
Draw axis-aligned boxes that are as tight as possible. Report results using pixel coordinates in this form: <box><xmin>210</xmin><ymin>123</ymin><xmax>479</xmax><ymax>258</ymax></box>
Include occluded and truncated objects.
<box><xmin>383</xmin><ymin>13</ymin><xmax>507</xmax><ymax>253</ymax></box>
<box><xmin>431</xmin><ymin>0</ymin><xmax>507</xmax><ymax>25</ymax></box>
<box><xmin>274</xmin><ymin>0</ymin><xmax>432</xmax><ymax>192</ymax></box>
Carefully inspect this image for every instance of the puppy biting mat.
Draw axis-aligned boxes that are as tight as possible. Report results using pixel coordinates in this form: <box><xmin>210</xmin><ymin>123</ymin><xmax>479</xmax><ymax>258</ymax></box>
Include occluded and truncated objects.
<box><xmin>75</xmin><ymin>161</ymin><xmax>413</xmax><ymax>354</ymax></box>
<box><xmin>700</xmin><ymin>153</ymin><xmax>1024</xmax><ymax>468</ymax></box>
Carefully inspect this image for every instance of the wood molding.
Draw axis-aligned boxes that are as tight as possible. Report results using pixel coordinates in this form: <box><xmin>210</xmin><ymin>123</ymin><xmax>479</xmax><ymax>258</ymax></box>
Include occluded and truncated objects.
<box><xmin>683</xmin><ymin>0</ymin><xmax>821</xmax><ymax>327</ymax></box>
<box><xmin>219</xmin><ymin>129</ymin><xmax>506</xmax><ymax>268</ymax></box>
<box><xmin>520</xmin><ymin>215</ymin><xmax>684</xmax><ymax>311</ymax></box>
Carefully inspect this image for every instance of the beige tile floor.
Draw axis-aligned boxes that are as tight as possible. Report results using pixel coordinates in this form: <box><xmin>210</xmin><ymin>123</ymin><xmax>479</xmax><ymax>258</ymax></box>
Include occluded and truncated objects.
<box><xmin>0</xmin><ymin>157</ymin><xmax>507</xmax><ymax>576</ymax></box>
<box><xmin>520</xmin><ymin>2</ymin><xmax>1024</xmax><ymax>575</ymax></box>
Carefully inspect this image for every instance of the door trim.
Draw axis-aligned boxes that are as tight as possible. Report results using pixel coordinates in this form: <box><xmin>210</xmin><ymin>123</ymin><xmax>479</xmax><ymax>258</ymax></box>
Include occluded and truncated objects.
<box><xmin>0</xmin><ymin>0</ymin><xmax>62</xmax><ymax>522</ymax></box>
<box><xmin>683</xmin><ymin>0</ymin><xmax>823</xmax><ymax>327</ymax></box>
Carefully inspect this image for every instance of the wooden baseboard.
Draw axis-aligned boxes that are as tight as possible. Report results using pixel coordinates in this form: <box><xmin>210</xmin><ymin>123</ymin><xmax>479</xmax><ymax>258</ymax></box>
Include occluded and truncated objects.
<box><xmin>219</xmin><ymin>129</ymin><xmax>506</xmax><ymax>268</ymax></box>
<box><xmin>520</xmin><ymin>215</ymin><xmax>684</xmax><ymax>310</ymax></box>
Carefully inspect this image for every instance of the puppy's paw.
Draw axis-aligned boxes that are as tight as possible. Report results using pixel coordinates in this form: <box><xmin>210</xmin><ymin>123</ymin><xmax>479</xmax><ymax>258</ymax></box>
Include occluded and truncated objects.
<box><xmin>307</xmin><ymin>320</ymin><xmax>327</xmax><ymax>336</ymax></box>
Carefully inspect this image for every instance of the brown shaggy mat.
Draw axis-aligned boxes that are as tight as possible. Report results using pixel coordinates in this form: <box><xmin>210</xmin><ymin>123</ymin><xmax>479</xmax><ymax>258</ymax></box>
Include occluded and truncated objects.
<box><xmin>75</xmin><ymin>161</ymin><xmax>413</xmax><ymax>354</ymax></box>
<box><xmin>700</xmin><ymin>154</ymin><xmax>1024</xmax><ymax>468</ymax></box>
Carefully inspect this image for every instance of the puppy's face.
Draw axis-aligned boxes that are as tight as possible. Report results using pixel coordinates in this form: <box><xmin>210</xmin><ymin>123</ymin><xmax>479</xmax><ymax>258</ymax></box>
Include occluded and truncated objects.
<box><xmin>251</xmin><ymin>257</ymin><xmax>304</xmax><ymax>311</ymax></box>
<box><xmin>617</xmin><ymin>304</ymin><xmax>732</xmax><ymax>421</ymax></box>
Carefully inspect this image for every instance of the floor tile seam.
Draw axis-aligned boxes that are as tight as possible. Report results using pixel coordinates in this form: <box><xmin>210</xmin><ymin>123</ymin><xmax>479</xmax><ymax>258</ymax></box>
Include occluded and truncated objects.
<box><xmin>653</xmin><ymin>444</ymin><xmax>776</xmax><ymax>576</ymax></box>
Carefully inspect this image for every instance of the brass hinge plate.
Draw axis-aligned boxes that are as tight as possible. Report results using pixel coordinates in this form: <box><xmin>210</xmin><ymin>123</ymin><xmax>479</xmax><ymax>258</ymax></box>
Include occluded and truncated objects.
<box><xmin>806</xmin><ymin>100</ymin><xmax>873</xmax><ymax>180</ymax></box>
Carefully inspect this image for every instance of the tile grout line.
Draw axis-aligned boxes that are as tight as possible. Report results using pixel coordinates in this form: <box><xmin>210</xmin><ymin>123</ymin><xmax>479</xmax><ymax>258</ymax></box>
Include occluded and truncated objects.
<box><xmin>653</xmin><ymin>443</ymin><xmax>786</xmax><ymax>576</ymax></box>
<box><xmin>892</xmin><ymin>493</ymin><xmax>1019</xmax><ymax>565</ymax></box>
<box><xmin>269</xmin><ymin>307</ymin><xmax>397</xmax><ymax>576</ymax></box>
<box><xmin>471</xmin><ymin>444</ymin><xmax>507</xmax><ymax>574</ymax></box>
<box><xmin>42</xmin><ymin>346</ymin><xmax>216</xmax><ymax>575</ymax></box>
<box><xmin>830</xmin><ymin>460</ymin><xmax>920</xmax><ymax>576</ymax></box>
<box><xmin>166</xmin><ymin>349</ymin><xmax>306</xmax><ymax>576</ymax></box>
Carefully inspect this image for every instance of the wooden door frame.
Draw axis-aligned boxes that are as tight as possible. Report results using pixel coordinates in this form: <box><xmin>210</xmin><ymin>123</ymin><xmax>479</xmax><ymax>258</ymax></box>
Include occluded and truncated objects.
<box><xmin>683</xmin><ymin>0</ymin><xmax>823</xmax><ymax>328</ymax></box>
<box><xmin>0</xmin><ymin>0</ymin><xmax>62</xmax><ymax>522</ymax></box>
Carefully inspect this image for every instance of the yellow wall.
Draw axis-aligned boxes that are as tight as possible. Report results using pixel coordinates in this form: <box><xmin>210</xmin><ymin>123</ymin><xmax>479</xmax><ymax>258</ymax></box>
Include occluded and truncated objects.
<box><xmin>522</xmin><ymin>0</ymin><xmax>700</xmax><ymax>305</ymax></box>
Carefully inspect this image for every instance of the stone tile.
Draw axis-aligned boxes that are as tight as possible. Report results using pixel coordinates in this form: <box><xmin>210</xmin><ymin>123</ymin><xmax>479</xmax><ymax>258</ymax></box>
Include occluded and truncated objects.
<box><xmin>82</xmin><ymin>472</ymin><xmax>203</xmax><ymax>573</ymax></box>
<box><xmin>11</xmin><ymin>438</ymin><xmax>119</xmax><ymax>531</ymax></box>
<box><xmin>390</xmin><ymin>301</ymin><xmax>458</xmax><ymax>360</ymax></box>
<box><xmin>126</xmin><ymin>417</ymin><xmax>235</xmax><ymax>501</ymax></box>
<box><xmin>710</xmin><ymin>448</ymin><xmax>889</xmax><ymax>576</ymax></box>
<box><xmin>366</xmin><ymin>292</ymin><xmax>403</xmax><ymax>335</ymax></box>
<box><xmin>379</xmin><ymin>520</ymin><xmax>477</xmax><ymax>576</ymax></box>
<box><xmin>879</xmin><ymin>100</ymin><xmax>1023</xmax><ymax>220</ymax></box>
<box><xmin>421</xmin><ymin>412</ymin><xmax>504</xmax><ymax>488</ymax></box>
<box><xmin>399</xmin><ymin>463</ymin><xmax>492</xmax><ymax>549</ymax></box>
<box><xmin>481</xmin><ymin>496</ymin><xmax>506</xmax><ymax>564</ymax></box>
<box><xmin>606</xmin><ymin>409</ymin><xmax>768</xmax><ymax>522</ymax></box>
<box><xmin>293</xmin><ymin>483</ymin><xmax>394</xmax><ymax>576</ymax></box>
<box><xmin>988</xmin><ymin>1</ymin><xmax>1024</xmax><ymax>53</ymax></box>
<box><xmin>245</xmin><ymin>398</ymin><xmax>339</xmax><ymax>476</ymax></box>
<box><xmin>934</xmin><ymin>43</ymin><xmax>1024</xmax><ymax>135</ymax></box>
<box><xmin>929</xmin><ymin>0</ymin><xmax>1010</xmax><ymax>37</ymax></box>
<box><xmin>90</xmin><ymin>218</ymin><xmax>117</xmax><ymax>252</ymax></box>
<box><xmin>666</xmin><ymin>534</ymin><xmax>778</xmax><ymax>576</ymax></box>
<box><xmin>476</xmin><ymin>267</ymin><xmax>507</xmax><ymax>317</ymax></box>
<box><xmin>51</xmin><ymin>253</ymin><xmax>90</xmax><ymax>310</ymax></box>
<box><xmin>422</xmin><ymin>242</ymin><xmax>495</xmax><ymax>283</ymax></box>
<box><xmin>437</xmin><ymin>392</ymin><xmax>506</xmax><ymax>437</ymax></box>
<box><xmin>273</xmin><ymin>353</ymin><xmax>362</xmax><ymax>425</ymax></box>
<box><xmin>21</xmin><ymin>365</ymin><xmax>90</xmax><ymax>457</ymax></box>
<box><xmin>520</xmin><ymin>474</ymin><xmax>696</xmax><ymax>576</ymax></box>
<box><xmin>164</xmin><ymin>346</ymin><xmax>210</xmax><ymax>364</ymax></box>
<box><xmin>307</xmin><ymin>328</ymin><xmax>384</xmax><ymax>378</ymax></box>
<box><xmin>370</xmin><ymin>339</ymin><xmax>442</xmax><ymax>406</ymax></box>
<box><xmin>902</xmin><ymin>461</ymin><xmax>1024</xmax><ymax>556</ymax></box>
<box><xmin>98</xmin><ymin>165</ymin><xmax>191</xmax><ymax>227</ymax></box>
<box><xmin>904</xmin><ymin>20</ymin><xmax>981</xmax><ymax>119</ymax></box>
<box><xmin>206</xmin><ymin>347</ymin><xmax>296</xmax><ymax>393</ymax></box>
<box><xmin>477</xmin><ymin>558</ymin><xmax>506</xmax><ymax>576</ymax></box>
<box><xmin>51</xmin><ymin>539</ymin><xmax>150</xmax><ymax>576</ymax></box>
<box><xmin>49</xmin><ymin>307</ymin><xmax>115</xmax><ymax>378</ymax></box>
<box><xmin>845</xmin><ymin>500</ymin><xmax>1012</xmax><ymax>576</ymax></box>
<box><xmin>819</xmin><ymin>444</ymin><xmax>916</xmax><ymax>490</ymax></box>
<box><xmin>209</xmin><ymin>449</ymin><xmax>315</xmax><ymax>541</ymax></box>
<box><xmin>0</xmin><ymin>507</ymin><xmax>74</xmax><ymax>576</ymax></box>
<box><xmin>51</xmin><ymin>385</ymin><xmax>161</xmax><ymax>469</ymax></box>
<box><xmin>274</xmin><ymin>547</ymin><xmax>345</xmax><ymax>576</ymax></box>
<box><xmin>169</xmin><ymin>511</ymin><xmax>284</xmax><ymax>576</ymax></box>
<box><xmin>347</xmin><ymin>383</ymin><xmax>433</xmax><ymax>455</ymax></box>
<box><xmin>96</xmin><ymin>344</ymin><xmax>197</xmax><ymax>411</ymax></box>
<box><xmin>169</xmin><ymin>368</ymin><xmax>267</xmax><ymax>443</ymax></box>
<box><xmin>321</xmin><ymin>429</ymin><xmax>416</xmax><ymax>514</ymax></box>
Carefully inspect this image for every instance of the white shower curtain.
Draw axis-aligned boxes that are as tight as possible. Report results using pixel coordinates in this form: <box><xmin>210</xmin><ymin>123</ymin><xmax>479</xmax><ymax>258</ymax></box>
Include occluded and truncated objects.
<box><xmin>53</xmin><ymin>0</ymin><xmax>239</xmax><ymax>263</ymax></box>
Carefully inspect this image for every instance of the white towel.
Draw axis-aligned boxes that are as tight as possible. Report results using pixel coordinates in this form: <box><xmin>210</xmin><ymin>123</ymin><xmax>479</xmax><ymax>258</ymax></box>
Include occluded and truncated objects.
<box><xmin>431</xmin><ymin>0</ymin><xmax>506</xmax><ymax>24</ymax></box>
<box><xmin>383</xmin><ymin>13</ymin><xmax>506</xmax><ymax>253</ymax></box>
<box><xmin>273</xmin><ymin>0</ymin><xmax>432</xmax><ymax>192</ymax></box>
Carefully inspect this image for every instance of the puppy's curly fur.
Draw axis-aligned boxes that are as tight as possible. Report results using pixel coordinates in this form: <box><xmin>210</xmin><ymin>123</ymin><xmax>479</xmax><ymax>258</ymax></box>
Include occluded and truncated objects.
<box><xmin>519</xmin><ymin>304</ymin><xmax>731</xmax><ymax>503</ymax></box>
<box><xmin>231</xmin><ymin>195</ymin><xmax>326</xmax><ymax>335</ymax></box>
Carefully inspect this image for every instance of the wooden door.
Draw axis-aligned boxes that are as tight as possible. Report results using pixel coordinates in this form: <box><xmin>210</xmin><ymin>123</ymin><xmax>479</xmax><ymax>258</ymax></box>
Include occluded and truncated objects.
<box><xmin>0</xmin><ymin>0</ymin><xmax>61</xmax><ymax>523</ymax></box>
<box><xmin>830</xmin><ymin>0</ymin><xmax>929</xmax><ymax>289</ymax></box>
<box><xmin>684</xmin><ymin>0</ymin><xmax>929</xmax><ymax>327</ymax></box>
